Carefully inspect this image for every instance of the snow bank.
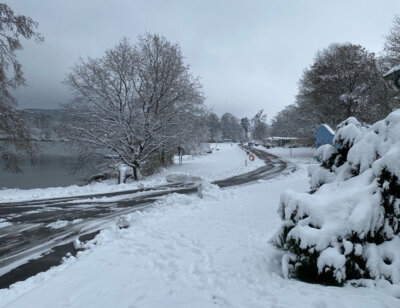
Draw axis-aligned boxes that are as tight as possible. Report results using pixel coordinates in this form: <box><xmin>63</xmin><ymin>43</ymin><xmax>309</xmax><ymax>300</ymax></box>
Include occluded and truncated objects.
<box><xmin>165</xmin><ymin>173</ymin><xmax>202</xmax><ymax>183</ymax></box>
<box><xmin>273</xmin><ymin>109</ymin><xmax>400</xmax><ymax>290</ymax></box>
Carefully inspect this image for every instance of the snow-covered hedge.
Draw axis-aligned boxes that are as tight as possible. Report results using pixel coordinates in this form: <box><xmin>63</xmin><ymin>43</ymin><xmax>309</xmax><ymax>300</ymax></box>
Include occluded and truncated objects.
<box><xmin>272</xmin><ymin>110</ymin><xmax>400</xmax><ymax>286</ymax></box>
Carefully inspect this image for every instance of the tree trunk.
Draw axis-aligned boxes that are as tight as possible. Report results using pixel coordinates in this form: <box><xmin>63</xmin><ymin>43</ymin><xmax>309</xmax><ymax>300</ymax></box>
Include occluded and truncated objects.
<box><xmin>132</xmin><ymin>166</ymin><xmax>138</xmax><ymax>181</ymax></box>
<box><xmin>160</xmin><ymin>150</ymin><xmax>165</xmax><ymax>165</ymax></box>
<box><xmin>118</xmin><ymin>165</ymin><xmax>127</xmax><ymax>184</ymax></box>
<box><xmin>132</xmin><ymin>163</ymin><xmax>142</xmax><ymax>181</ymax></box>
<box><xmin>346</xmin><ymin>101</ymin><xmax>352</xmax><ymax>118</ymax></box>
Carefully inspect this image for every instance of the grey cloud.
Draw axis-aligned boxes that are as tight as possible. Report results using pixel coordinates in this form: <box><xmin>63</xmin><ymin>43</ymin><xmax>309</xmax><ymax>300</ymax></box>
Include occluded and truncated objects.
<box><xmin>9</xmin><ymin>0</ymin><xmax>400</xmax><ymax>119</ymax></box>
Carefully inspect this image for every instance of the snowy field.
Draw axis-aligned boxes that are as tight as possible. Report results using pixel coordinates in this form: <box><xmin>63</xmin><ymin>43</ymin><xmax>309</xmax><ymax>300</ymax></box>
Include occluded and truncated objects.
<box><xmin>0</xmin><ymin>143</ymin><xmax>263</xmax><ymax>203</ymax></box>
<box><xmin>166</xmin><ymin>143</ymin><xmax>264</xmax><ymax>181</ymax></box>
<box><xmin>1</xmin><ymin>152</ymin><xmax>398</xmax><ymax>307</ymax></box>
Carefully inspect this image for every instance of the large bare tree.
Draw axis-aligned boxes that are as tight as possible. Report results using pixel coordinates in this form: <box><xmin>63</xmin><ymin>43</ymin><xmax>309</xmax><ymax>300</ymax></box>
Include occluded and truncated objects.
<box><xmin>0</xmin><ymin>3</ymin><xmax>43</xmax><ymax>171</ymax></box>
<box><xmin>63</xmin><ymin>34</ymin><xmax>206</xmax><ymax>180</ymax></box>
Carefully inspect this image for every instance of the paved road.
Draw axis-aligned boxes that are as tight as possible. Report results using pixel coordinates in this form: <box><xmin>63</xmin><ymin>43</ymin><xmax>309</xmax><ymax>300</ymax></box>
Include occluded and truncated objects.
<box><xmin>0</xmin><ymin>146</ymin><xmax>289</xmax><ymax>289</ymax></box>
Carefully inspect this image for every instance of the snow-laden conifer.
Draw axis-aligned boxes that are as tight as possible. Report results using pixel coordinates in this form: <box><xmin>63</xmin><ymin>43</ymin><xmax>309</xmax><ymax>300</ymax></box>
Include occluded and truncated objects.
<box><xmin>273</xmin><ymin>109</ymin><xmax>400</xmax><ymax>286</ymax></box>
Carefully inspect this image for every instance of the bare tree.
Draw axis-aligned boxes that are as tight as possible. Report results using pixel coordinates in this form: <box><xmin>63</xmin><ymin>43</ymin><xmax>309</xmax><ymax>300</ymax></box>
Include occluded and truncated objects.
<box><xmin>270</xmin><ymin>104</ymin><xmax>316</xmax><ymax>138</ymax></box>
<box><xmin>251</xmin><ymin>109</ymin><xmax>268</xmax><ymax>141</ymax></box>
<box><xmin>207</xmin><ymin>112</ymin><xmax>222</xmax><ymax>142</ymax></box>
<box><xmin>384</xmin><ymin>15</ymin><xmax>400</xmax><ymax>66</ymax></box>
<box><xmin>63</xmin><ymin>34</ymin><xmax>205</xmax><ymax>180</ymax></box>
<box><xmin>0</xmin><ymin>3</ymin><xmax>43</xmax><ymax>171</ymax></box>
<box><xmin>240</xmin><ymin>117</ymin><xmax>250</xmax><ymax>141</ymax></box>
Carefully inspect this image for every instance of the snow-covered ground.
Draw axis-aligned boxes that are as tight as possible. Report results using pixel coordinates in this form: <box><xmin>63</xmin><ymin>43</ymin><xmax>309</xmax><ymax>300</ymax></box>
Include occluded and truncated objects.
<box><xmin>259</xmin><ymin>146</ymin><xmax>316</xmax><ymax>165</ymax></box>
<box><xmin>0</xmin><ymin>143</ymin><xmax>263</xmax><ymax>203</ymax></box>
<box><xmin>1</xmin><ymin>152</ymin><xmax>398</xmax><ymax>307</ymax></box>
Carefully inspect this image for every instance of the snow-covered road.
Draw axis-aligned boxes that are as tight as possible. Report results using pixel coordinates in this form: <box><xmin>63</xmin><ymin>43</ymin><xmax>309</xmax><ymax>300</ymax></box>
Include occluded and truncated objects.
<box><xmin>0</xmin><ymin>144</ymin><xmax>285</xmax><ymax>289</ymax></box>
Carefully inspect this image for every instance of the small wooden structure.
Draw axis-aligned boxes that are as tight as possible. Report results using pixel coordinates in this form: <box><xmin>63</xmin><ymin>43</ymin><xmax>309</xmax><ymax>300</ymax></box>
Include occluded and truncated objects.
<box><xmin>315</xmin><ymin>124</ymin><xmax>335</xmax><ymax>148</ymax></box>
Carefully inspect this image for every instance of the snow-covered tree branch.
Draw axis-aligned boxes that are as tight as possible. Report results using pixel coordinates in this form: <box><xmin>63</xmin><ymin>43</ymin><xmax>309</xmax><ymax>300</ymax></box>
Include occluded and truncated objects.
<box><xmin>63</xmin><ymin>34</ymin><xmax>207</xmax><ymax>180</ymax></box>
<box><xmin>0</xmin><ymin>3</ymin><xmax>43</xmax><ymax>172</ymax></box>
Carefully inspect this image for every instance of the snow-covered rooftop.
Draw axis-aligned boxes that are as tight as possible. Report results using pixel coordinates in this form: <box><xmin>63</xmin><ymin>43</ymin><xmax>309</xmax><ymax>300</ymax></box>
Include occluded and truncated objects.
<box><xmin>319</xmin><ymin>124</ymin><xmax>335</xmax><ymax>135</ymax></box>
<box><xmin>268</xmin><ymin>136</ymin><xmax>300</xmax><ymax>140</ymax></box>
<box><xmin>383</xmin><ymin>64</ymin><xmax>400</xmax><ymax>79</ymax></box>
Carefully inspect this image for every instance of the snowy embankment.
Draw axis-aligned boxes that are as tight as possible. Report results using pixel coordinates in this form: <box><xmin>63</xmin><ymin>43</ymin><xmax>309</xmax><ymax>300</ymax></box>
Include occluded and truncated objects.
<box><xmin>0</xmin><ymin>143</ymin><xmax>262</xmax><ymax>203</ymax></box>
<box><xmin>1</xmin><ymin>159</ymin><xmax>398</xmax><ymax>306</ymax></box>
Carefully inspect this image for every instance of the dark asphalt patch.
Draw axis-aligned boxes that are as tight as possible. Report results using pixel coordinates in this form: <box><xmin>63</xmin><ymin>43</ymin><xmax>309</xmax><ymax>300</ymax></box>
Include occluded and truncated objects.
<box><xmin>0</xmin><ymin>231</ymin><xmax>100</xmax><ymax>289</ymax></box>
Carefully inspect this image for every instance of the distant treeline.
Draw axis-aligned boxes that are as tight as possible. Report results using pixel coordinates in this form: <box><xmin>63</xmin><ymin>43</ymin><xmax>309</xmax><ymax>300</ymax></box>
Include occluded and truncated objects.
<box><xmin>17</xmin><ymin>109</ymin><xmax>64</xmax><ymax>141</ymax></box>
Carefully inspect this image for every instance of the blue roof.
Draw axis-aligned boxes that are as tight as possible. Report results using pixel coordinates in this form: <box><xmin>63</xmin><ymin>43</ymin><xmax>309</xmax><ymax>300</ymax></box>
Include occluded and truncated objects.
<box><xmin>316</xmin><ymin>124</ymin><xmax>335</xmax><ymax>148</ymax></box>
<box><xmin>319</xmin><ymin>124</ymin><xmax>335</xmax><ymax>135</ymax></box>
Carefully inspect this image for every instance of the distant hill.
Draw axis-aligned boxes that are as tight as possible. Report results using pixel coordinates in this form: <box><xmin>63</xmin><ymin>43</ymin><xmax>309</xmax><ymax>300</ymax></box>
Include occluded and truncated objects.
<box><xmin>18</xmin><ymin>109</ymin><xmax>64</xmax><ymax>141</ymax></box>
<box><xmin>23</xmin><ymin>108</ymin><xmax>64</xmax><ymax>121</ymax></box>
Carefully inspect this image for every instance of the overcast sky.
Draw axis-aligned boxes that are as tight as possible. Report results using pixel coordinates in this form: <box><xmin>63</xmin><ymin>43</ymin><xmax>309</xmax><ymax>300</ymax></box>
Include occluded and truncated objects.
<box><xmin>8</xmin><ymin>0</ymin><xmax>400</xmax><ymax>120</ymax></box>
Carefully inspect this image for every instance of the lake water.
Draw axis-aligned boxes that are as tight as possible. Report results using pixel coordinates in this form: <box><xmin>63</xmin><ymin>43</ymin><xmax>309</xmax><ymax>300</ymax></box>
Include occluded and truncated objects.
<box><xmin>0</xmin><ymin>141</ymin><xmax>84</xmax><ymax>189</ymax></box>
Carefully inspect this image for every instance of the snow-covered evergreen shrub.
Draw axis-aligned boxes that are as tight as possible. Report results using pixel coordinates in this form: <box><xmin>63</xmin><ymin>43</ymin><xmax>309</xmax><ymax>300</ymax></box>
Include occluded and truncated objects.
<box><xmin>273</xmin><ymin>110</ymin><xmax>400</xmax><ymax>286</ymax></box>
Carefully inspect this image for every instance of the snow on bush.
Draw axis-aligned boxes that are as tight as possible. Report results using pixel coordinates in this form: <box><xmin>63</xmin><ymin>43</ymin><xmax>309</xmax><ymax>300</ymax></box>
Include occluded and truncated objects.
<box><xmin>272</xmin><ymin>110</ymin><xmax>400</xmax><ymax>287</ymax></box>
